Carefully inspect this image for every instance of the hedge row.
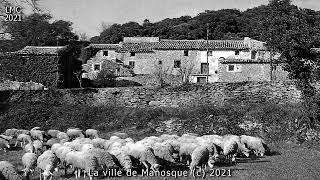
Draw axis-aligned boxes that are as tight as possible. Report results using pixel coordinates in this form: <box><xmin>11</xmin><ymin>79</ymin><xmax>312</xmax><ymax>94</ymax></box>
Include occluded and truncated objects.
<box><xmin>0</xmin><ymin>101</ymin><xmax>316</xmax><ymax>142</ymax></box>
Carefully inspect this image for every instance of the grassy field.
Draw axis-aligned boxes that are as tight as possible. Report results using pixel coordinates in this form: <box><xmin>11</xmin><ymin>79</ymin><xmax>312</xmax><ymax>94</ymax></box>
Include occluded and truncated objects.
<box><xmin>1</xmin><ymin>96</ymin><xmax>320</xmax><ymax>179</ymax></box>
<box><xmin>1</xmin><ymin>138</ymin><xmax>320</xmax><ymax>180</ymax></box>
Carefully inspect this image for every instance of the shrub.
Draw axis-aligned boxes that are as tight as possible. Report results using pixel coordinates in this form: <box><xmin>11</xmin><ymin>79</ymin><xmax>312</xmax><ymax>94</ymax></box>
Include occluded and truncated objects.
<box><xmin>92</xmin><ymin>69</ymin><xmax>116</xmax><ymax>88</ymax></box>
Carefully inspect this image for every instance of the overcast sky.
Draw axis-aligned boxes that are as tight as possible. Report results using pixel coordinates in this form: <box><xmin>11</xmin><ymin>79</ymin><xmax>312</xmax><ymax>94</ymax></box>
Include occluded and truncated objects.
<box><xmin>36</xmin><ymin>0</ymin><xmax>320</xmax><ymax>38</ymax></box>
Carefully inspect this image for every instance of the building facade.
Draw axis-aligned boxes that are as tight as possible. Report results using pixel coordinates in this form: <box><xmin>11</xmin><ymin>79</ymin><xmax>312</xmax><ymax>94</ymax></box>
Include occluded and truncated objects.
<box><xmin>82</xmin><ymin>37</ymin><xmax>289</xmax><ymax>83</ymax></box>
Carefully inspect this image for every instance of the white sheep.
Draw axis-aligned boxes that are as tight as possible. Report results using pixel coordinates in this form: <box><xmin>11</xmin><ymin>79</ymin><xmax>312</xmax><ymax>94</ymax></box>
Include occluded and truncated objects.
<box><xmin>54</xmin><ymin>146</ymin><xmax>74</xmax><ymax>175</ymax></box>
<box><xmin>124</xmin><ymin>142</ymin><xmax>160</xmax><ymax>171</ymax></box>
<box><xmin>15</xmin><ymin>134</ymin><xmax>32</xmax><ymax>147</ymax></box>
<box><xmin>240</xmin><ymin>135</ymin><xmax>269</xmax><ymax>156</ymax></box>
<box><xmin>44</xmin><ymin>138</ymin><xmax>60</xmax><ymax>149</ymax></box>
<box><xmin>85</xmin><ymin>129</ymin><xmax>99</xmax><ymax>139</ymax></box>
<box><xmin>91</xmin><ymin>138</ymin><xmax>106</xmax><ymax>149</ymax></box>
<box><xmin>21</xmin><ymin>152</ymin><xmax>38</xmax><ymax>177</ymax></box>
<box><xmin>65</xmin><ymin>151</ymin><xmax>99</xmax><ymax>180</ymax></box>
<box><xmin>221</xmin><ymin>137</ymin><xmax>239</xmax><ymax>164</ymax></box>
<box><xmin>0</xmin><ymin>161</ymin><xmax>22</xmax><ymax>180</ymax></box>
<box><xmin>111</xmin><ymin>132</ymin><xmax>129</xmax><ymax>139</ymax></box>
<box><xmin>189</xmin><ymin>146</ymin><xmax>210</xmax><ymax>174</ymax></box>
<box><xmin>109</xmin><ymin>148</ymin><xmax>132</xmax><ymax>171</ymax></box>
<box><xmin>47</xmin><ymin>130</ymin><xmax>61</xmax><ymax>139</ymax></box>
<box><xmin>51</xmin><ymin>143</ymin><xmax>62</xmax><ymax>154</ymax></box>
<box><xmin>152</xmin><ymin>142</ymin><xmax>176</xmax><ymax>164</ymax></box>
<box><xmin>223</xmin><ymin>134</ymin><xmax>250</xmax><ymax>157</ymax></box>
<box><xmin>86</xmin><ymin>148</ymin><xmax>118</xmax><ymax>170</ymax></box>
<box><xmin>24</xmin><ymin>143</ymin><xmax>35</xmax><ymax>153</ymax></box>
<box><xmin>16</xmin><ymin>129</ymin><xmax>30</xmax><ymax>135</ymax></box>
<box><xmin>56</xmin><ymin>132</ymin><xmax>69</xmax><ymax>141</ymax></box>
<box><xmin>37</xmin><ymin>150</ymin><xmax>59</xmax><ymax>180</ymax></box>
<box><xmin>0</xmin><ymin>138</ymin><xmax>10</xmax><ymax>152</ymax></box>
<box><xmin>66</xmin><ymin>128</ymin><xmax>84</xmax><ymax>140</ymax></box>
<box><xmin>0</xmin><ymin>135</ymin><xmax>13</xmax><ymax>141</ymax></box>
<box><xmin>3</xmin><ymin>128</ymin><xmax>19</xmax><ymax>137</ymax></box>
<box><xmin>179</xmin><ymin>142</ymin><xmax>198</xmax><ymax>165</ymax></box>
<box><xmin>30</xmin><ymin>130</ymin><xmax>44</xmax><ymax>142</ymax></box>
<box><xmin>33</xmin><ymin>140</ymin><xmax>43</xmax><ymax>154</ymax></box>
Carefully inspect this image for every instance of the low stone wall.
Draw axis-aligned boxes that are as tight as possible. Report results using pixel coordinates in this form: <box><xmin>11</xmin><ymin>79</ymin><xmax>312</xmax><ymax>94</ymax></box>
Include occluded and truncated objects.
<box><xmin>0</xmin><ymin>80</ymin><xmax>45</xmax><ymax>90</ymax></box>
<box><xmin>1</xmin><ymin>80</ymin><xmax>304</xmax><ymax>108</ymax></box>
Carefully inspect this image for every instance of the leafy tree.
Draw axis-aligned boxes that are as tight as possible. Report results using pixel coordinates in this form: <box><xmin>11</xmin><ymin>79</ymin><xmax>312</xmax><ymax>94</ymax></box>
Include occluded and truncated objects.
<box><xmin>92</xmin><ymin>69</ymin><xmax>116</xmax><ymax>88</ymax></box>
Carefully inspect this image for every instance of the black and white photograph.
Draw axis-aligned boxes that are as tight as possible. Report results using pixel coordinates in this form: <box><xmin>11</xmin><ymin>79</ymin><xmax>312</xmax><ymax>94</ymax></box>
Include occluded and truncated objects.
<box><xmin>1</xmin><ymin>0</ymin><xmax>320</xmax><ymax>179</ymax></box>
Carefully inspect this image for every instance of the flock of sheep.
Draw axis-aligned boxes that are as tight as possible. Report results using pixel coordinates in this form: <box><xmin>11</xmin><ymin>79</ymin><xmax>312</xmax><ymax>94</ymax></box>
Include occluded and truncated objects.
<box><xmin>0</xmin><ymin>127</ymin><xmax>270</xmax><ymax>180</ymax></box>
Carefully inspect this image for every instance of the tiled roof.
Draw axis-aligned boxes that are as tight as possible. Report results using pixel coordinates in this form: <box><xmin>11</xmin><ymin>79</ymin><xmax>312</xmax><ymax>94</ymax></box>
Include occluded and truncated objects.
<box><xmin>14</xmin><ymin>46</ymin><xmax>67</xmax><ymax>55</ymax></box>
<box><xmin>220</xmin><ymin>58</ymin><xmax>284</xmax><ymax>63</ymax></box>
<box><xmin>86</xmin><ymin>44</ymin><xmax>119</xmax><ymax>50</ymax></box>
<box><xmin>88</xmin><ymin>37</ymin><xmax>266</xmax><ymax>52</ymax></box>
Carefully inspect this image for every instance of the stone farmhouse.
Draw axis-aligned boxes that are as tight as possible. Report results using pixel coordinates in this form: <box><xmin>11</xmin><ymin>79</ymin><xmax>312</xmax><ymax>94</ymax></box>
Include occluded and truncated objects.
<box><xmin>82</xmin><ymin>37</ymin><xmax>289</xmax><ymax>83</ymax></box>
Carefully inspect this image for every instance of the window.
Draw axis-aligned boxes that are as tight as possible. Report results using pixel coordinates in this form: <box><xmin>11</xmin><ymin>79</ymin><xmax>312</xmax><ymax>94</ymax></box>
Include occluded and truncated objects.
<box><xmin>130</xmin><ymin>52</ymin><xmax>135</xmax><ymax>57</ymax></box>
<box><xmin>251</xmin><ymin>50</ymin><xmax>257</xmax><ymax>59</ymax></box>
<box><xmin>235</xmin><ymin>50</ymin><xmax>240</xmax><ymax>56</ymax></box>
<box><xmin>227</xmin><ymin>64</ymin><xmax>241</xmax><ymax>72</ymax></box>
<box><xmin>129</xmin><ymin>61</ymin><xmax>135</xmax><ymax>69</ymax></box>
<box><xmin>228</xmin><ymin>65</ymin><xmax>235</xmax><ymax>72</ymax></box>
<box><xmin>93</xmin><ymin>64</ymin><xmax>101</xmax><ymax>71</ymax></box>
<box><xmin>158</xmin><ymin>61</ymin><xmax>162</xmax><ymax>65</ymax></box>
<box><xmin>197</xmin><ymin>77</ymin><xmax>207</xmax><ymax>83</ymax></box>
<box><xmin>174</xmin><ymin>60</ymin><xmax>181</xmax><ymax>68</ymax></box>
<box><xmin>207</xmin><ymin>51</ymin><xmax>213</xmax><ymax>56</ymax></box>
<box><xmin>184</xmin><ymin>50</ymin><xmax>189</xmax><ymax>56</ymax></box>
<box><xmin>201</xmin><ymin>63</ymin><xmax>209</xmax><ymax>74</ymax></box>
<box><xmin>103</xmin><ymin>50</ymin><xmax>108</xmax><ymax>56</ymax></box>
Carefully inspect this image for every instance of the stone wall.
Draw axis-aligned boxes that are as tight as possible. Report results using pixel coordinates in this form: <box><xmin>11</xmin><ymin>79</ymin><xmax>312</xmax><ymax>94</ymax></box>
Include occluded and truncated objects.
<box><xmin>2</xmin><ymin>81</ymin><xmax>304</xmax><ymax>107</ymax></box>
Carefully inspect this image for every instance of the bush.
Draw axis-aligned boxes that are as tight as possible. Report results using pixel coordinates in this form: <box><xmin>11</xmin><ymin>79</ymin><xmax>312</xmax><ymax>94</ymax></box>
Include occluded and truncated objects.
<box><xmin>92</xmin><ymin>69</ymin><xmax>116</xmax><ymax>88</ymax></box>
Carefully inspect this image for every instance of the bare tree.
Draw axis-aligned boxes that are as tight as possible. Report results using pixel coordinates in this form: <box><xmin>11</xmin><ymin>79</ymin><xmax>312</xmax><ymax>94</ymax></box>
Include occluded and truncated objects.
<box><xmin>153</xmin><ymin>61</ymin><xmax>172</xmax><ymax>87</ymax></box>
<box><xmin>77</xmin><ymin>32</ymin><xmax>89</xmax><ymax>41</ymax></box>
<box><xmin>73</xmin><ymin>70</ymin><xmax>83</xmax><ymax>88</ymax></box>
<box><xmin>177</xmin><ymin>59</ymin><xmax>195</xmax><ymax>84</ymax></box>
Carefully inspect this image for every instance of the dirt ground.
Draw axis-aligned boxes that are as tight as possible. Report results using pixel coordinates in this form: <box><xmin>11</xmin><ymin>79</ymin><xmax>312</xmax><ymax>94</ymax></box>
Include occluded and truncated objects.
<box><xmin>1</xmin><ymin>141</ymin><xmax>320</xmax><ymax>180</ymax></box>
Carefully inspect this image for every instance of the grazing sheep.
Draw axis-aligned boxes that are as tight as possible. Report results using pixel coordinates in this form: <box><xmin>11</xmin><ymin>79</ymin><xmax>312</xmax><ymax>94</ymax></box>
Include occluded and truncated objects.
<box><xmin>179</xmin><ymin>142</ymin><xmax>198</xmax><ymax>165</ymax></box>
<box><xmin>111</xmin><ymin>132</ymin><xmax>129</xmax><ymax>139</ymax></box>
<box><xmin>159</xmin><ymin>134</ymin><xmax>179</xmax><ymax>141</ymax></box>
<box><xmin>152</xmin><ymin>142</ymin><xmax>176</xmax><ymax>165</ymax></box>
<box><xmin>33</xmin><ymin>140</ymin><xmax>43</xmax><ymax>154</ymax></box>
<box><xmin>17</xmin><ymin>129</ymin><xmax>30</xmax><ymax>135</ymax></box>
<box><xmin>15</xmin><ymin>134</ymin><xmax>32</xmax><ymax>147</ymax></box>
<box><xmin>3</xmin><ymin>128</ymin><xmax>19</xmax><ymax>137</ymax></box>
<box><xmin>109</xmin><ymin>148</ymin><xmax>132</xmax><ymax>171</ymax></box>
<box><xmin>0</xmin><ymin>161</ymin><xmax>22</xmax><ymax>180</ymax></box>
<box><xmin>66</xmin><ymin>128</ymin><xmax>84</xmax><ymax>140</ymax></box>
<box><xmin>221</xmin><ymin>138</ymin><xmax>239</xmax><ymax>164</ymax></box>
<box><xmin>189</xmin><ymin>146</ymin><xmax>210</xmax><ymax>174</ymax></box>
<box><xmin>51</xmin><ymin>143</ymin><xmax>63</xmax><ymax>154</ymax></box>
<box><xmin>65</xmin><ymin>151</ymin><xmax>99</xmax><ymax>180</ymax></box>
<box><xmin>92</xmin><ymin>138</ymin><xmax>106</xmax><ymax>149</ymax></box>
<box><xmin>85</xmin><ymin>129</ymin><xmax>99</xmax><ymax>139</ymax></box>
<box><xmin>45</xmin><ymin>138</ymin><xmax>60</xmax><ymax>149</ymax></box>
<box><xmin>24</xmin><ymin>143</ymin><xmax>35</xmax><ymax>153</ymax></box>
<box><xmin>55</xmin><ymin>146</ymin><xmax>74</xmax><ymax>175</ymax></box>
<box><xmin>124</xmin><ymin>142</ymin><xmax>160</xmax><ymax>171</ymax></box>
<box><xmin>56</xmin><ymin>132</ymin><xmax>69</xmax><ymax>141</ymax></box>
<box><xmin>21</xmin><ymin>152</ymin><xmax>38</xmax><ymax>177</ymax></box>
<box><xmin>87</xmin><ymin>148</ymin><xmax>118</xmax><ymax>170</ymax></box>
<box><xmin>0</xmin><ymin>135</ymin><xmax>13</xmax><ymax>141</ymax></box>
<box><xmin>223</xmin><ymin>134</ymin><xmax>250</xmax><ymax>157</ymax></box>
<box><xmin>30</xmin><ymin>130</ymin><xmax>44</xmax><ymax>142</ymax></box>
<box><xmin>37</xmin><ymin>150</ymin><xmax>59</xmax><ymax>180</ymax></box>
<box><xmin>240</xmin><ymin>135</ymin><xmax>269</xmax><ymax>156</ymax></box>
<box><xmin>47</xmin><ymin>130</ymin><xmax>61</xmax><ymax>139</ymax></box>
<box><xmin>0</xmin><ymin>138</ymin><xmax>10</xmax><ymax>152</ymax></box>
